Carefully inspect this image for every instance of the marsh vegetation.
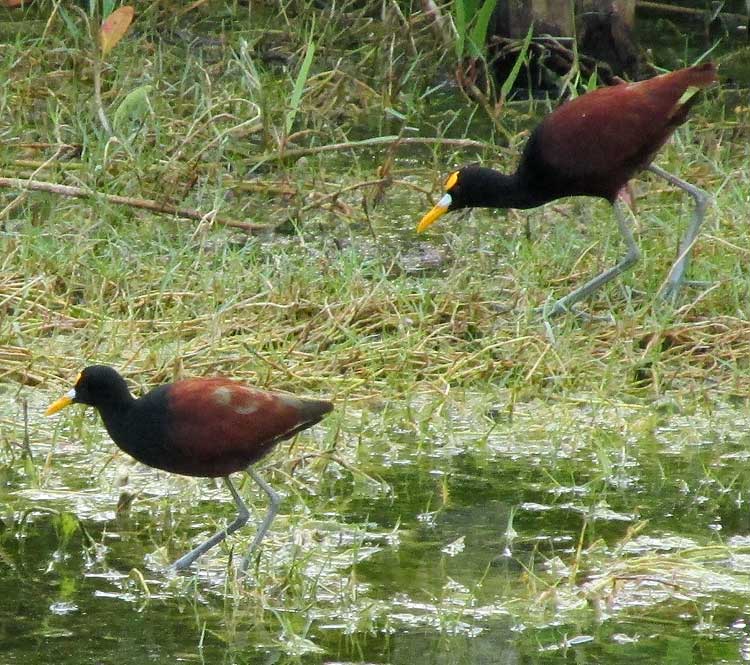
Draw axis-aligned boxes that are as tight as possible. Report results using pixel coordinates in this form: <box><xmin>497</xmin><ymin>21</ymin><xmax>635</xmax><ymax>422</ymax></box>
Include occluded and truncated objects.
<box><xmin>1</xmin><ymin>1</ymin><xmax>750</xmax><ymax>663</ymax></box>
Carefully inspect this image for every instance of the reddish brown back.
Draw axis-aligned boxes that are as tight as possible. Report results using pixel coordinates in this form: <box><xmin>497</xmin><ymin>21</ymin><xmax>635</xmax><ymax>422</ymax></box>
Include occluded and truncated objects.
<box><xmin>533</xmin><ymin>63</ymin><xmax>717</xmax><ymax>200</ymax></box>
<box><xmin>165</xmin><ymin>378</ymin><xmax>332</xmax><ymax>477</ymax></box>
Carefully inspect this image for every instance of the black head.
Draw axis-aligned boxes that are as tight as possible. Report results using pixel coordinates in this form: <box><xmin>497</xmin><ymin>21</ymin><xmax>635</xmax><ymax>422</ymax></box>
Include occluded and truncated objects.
<box><xmin>417</xmin><ymin>166</ymin><xmax>506</xmax><ymax>232</ymax></box>
<box><xmin>46</xmin><ymin>365</ymin><xmax>133</xmax><ymax>415</ymax></box>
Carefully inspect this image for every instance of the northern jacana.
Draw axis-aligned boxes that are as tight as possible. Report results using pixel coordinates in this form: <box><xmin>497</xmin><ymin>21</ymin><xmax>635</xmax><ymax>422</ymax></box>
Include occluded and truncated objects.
<box><xmin>46</xmin><ymin>366</ymin><xmax>333</xmax><ymax>572</ymax></box>
<box><xmin>418</xmin><ymin>63</ymin><xmax>717</xmax><ymax>317</ymax></box>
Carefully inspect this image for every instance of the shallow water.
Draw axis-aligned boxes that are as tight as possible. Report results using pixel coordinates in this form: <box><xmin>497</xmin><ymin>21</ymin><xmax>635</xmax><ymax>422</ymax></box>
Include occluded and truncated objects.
<box><xmin>2</xmin><ymin>390</ymin><xmax>750</xmax><ymax>664</ymax></box>
<box><xmin>2</xmin><ymin>3</ymin><xmax>749</xmax><ymax>661</ymax></box>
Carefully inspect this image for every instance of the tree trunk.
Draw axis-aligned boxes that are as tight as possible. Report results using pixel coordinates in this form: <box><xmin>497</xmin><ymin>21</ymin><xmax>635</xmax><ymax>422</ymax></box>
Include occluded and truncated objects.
<box><xmin>495</xmin><ymin>0</ymin><xmax>575</xmax><ymax>38</ymax></box>
<box><xmin>489</xmin><ymin>0</ymin><xmax>642</xmax><ymax>89</ymax></box>
<box><xmin>576</xmin><ymin>0</ymin><xmax>640</xmax><ymax>78</ymax></box>
<box><xmin>579</xmin><ymin>0</ymin><xmax>635</xmax><ymax>27</ymax></box>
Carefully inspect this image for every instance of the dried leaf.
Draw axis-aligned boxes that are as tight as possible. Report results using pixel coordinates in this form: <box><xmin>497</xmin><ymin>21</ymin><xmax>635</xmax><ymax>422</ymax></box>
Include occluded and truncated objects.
<box><xmin>100</xmin><ymin>5</ymin><xmax>135</xmax><ymax>57</ymax></box>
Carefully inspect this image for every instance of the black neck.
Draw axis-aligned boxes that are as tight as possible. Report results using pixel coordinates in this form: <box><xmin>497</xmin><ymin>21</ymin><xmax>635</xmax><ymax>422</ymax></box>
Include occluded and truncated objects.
<box><xmin>96</xmin><ymin>396</ymin><xmax>136</xmax><ymax>444</ymax></box>
<box><xmin>95</xmin><ymin>386</ymin><xmax>174</xmax><ymax>472</ymax></box>
<box><xmin>462</xmin><ymin>167</ymin><xmax>549</xmax><ymax>210</ymax></box>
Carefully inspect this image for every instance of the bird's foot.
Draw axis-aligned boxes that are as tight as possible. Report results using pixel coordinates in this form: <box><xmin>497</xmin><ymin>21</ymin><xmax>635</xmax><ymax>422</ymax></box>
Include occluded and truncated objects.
<box><xmin>533</xmin><ymin>300</ymin><xmax>615</xmax><ymax>344</ymax></box>
<box><xmin>488</xmin><ymin>302</ymin><xmax>514</xmax><ymax>315</ymax></box>
<box><xmin>170</xmin><ymin>556</ymin><xmax>194</xmax><ymax>572</ymax></box>
<box><xmin>658</xmin><ymin>279</ymin><xmax>718</xmax><ymax>308</ymax></box>
<box><xmin>658</xmin><ymin>281</ymin><xmax>681</xmax><ymax>304</ymax></box>
<box><xmin>534</xmin><ymin>300</ymin><xmax>615</xmax><ymax>324</ymax></box>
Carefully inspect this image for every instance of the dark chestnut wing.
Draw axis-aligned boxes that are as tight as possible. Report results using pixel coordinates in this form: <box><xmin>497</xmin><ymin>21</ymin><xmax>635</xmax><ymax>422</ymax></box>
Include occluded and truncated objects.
<box><xmin>530</xmin><ymin>64</ymin><xmax>716</xmax><ymax>200</ymax></box>
<box><xmin>164</xmin><ymin>378</ymin><xmax>331</xmax><ymax>477</ymax></box>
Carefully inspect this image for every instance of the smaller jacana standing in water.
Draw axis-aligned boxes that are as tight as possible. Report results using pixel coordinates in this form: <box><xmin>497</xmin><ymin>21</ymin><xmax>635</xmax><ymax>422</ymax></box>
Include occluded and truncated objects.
<box><xmin>418</xmin><ymin>63</ymin><xmax>717</xmax><ymax>317</ymax></box>
<box><xmin>46</xmin><ymin>366</ymin><xmax>333</xmax><ymax>572</ymax></box>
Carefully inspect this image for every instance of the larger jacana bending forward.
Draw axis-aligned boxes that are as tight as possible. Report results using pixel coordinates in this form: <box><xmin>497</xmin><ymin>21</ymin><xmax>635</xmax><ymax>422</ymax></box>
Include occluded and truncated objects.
<box><xmin>46</xmin><ymin>366</ymin><xmax>333</xmax><ymax>572</ymax></box>
<box><xmin>418</xmin><ymin>63</ymin><xmax>717</xmax><ymax>317</ymax></box>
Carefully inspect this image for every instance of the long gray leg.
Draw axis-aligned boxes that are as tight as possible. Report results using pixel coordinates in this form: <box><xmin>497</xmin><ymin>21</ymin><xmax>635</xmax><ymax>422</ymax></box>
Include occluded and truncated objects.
<box><xmin>172</xmin><ymin>477</ymin><xmax>250</xmax><ymax>571</ymax></box>
<box><xmin>647</xmin><ymin>163</ymin><xmax>710</xmax><ymax>302</ymax></box>
<box><xmin>546</xmin><ymin>201</ymin><xmax>641</xmax><ymax>317</ymax></box>
<box><xmin>240</xmin><ymin>467</ymin><xmax>281</xmax><ymax>574</ymax></box>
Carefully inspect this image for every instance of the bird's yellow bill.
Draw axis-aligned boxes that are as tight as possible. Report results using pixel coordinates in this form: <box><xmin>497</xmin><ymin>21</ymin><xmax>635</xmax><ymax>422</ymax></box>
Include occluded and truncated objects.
<box><xmin>45</xmin><ymin>391</ymin><xmax>75</xmax><ymax>416</ymax></box>
<box><xmin>417</xmin><ymin>204</ymin><xmax>448</xmax><ymax>233</ymax></box>
<box><xmin>417</xmin><ymin>193</ymin><xmax>452</xmax><ymax>233</ymax></box>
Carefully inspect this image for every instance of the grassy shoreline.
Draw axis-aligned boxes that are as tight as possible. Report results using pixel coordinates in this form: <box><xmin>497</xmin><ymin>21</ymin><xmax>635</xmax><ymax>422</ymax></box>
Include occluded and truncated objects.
<box><xmin>2</xmin><ymin>3</ymin><xmax>750</xmax><ymax>662</ymax></box>
<box><xmin>2</xmin><ymin>2</ymin><xmax>748</xmax><ymax>403</ymax></box>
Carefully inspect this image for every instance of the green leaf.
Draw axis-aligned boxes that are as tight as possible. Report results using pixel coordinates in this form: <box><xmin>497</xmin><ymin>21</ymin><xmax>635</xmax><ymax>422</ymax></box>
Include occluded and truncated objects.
<box><xmin>113</xmin><ymin>84</ymin><xmax>152</xmax><ymax>132</ymax></box>
<box><xmin>58</xmin><ymin>6</ymin><xmax>83</xmax><ymax>40</ymax></box>
<box><xmin>463</xmin><ymin>0</ymin><xmax>478</xmax><ymax>18</ymax></box>
<box><xmin>55</xmin><ymin>512</ymin><xmax>79</xmax><ymax>548</ymax></box>
<box><xmin>585</xmin><ymin>69</ymin><xmax>599</xmax><ymax>92</ymax></box>
<box><xmin>500</xmin><ymin>23</ymin><xmax>534</xmax><ymax>102</ymax></box>
<box><xmin>454</xmin><ymin>0</ymin><xmax>467</xmax><ymax>59</ymax></box>
<box><xmin>286</xmin><ymin>33</ymin><xmax>316</xmax><ymax>136</ymax></box>
<box><xmin>467</xmin><ymin>0</ymin><xmax>496</xmax><ymax>59</ymax></box>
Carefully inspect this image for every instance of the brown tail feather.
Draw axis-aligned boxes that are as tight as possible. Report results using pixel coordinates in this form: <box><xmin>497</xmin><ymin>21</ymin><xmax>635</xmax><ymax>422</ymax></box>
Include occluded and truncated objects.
<box><xmin>666</xmin><ymin>63</ymin><xmax>717</xmax><ymax>123</ymax></box>
<box><xmin>683</xmin><ymin>62</ymin><xmax>718</xmax><ymax>89</ymax></box>
<box><xmin>297</xmin><ymin>398</ymin><xmax>334</xmax><ymax>423</ymax></box>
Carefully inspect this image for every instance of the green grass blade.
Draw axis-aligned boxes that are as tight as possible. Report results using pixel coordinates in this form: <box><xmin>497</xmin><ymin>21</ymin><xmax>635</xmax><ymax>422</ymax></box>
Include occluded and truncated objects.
<box><xmin>467</xmin><ymin>0</ymin><xmax>495</xmax><ymax>58</ymax></box>
<box><xmin>499</xmin><ymin>23</ymin><xmax>534</xmax><ymax>102</ymax></box>
<box><xmin>286</xmin><ymin>33</ymin><xmax>316</xmax><ymax>136</ymax></box>
<box><xmin>454</xmin><ymin>0</ymin><xmax>467</xmax><ymax>59</ymax></box>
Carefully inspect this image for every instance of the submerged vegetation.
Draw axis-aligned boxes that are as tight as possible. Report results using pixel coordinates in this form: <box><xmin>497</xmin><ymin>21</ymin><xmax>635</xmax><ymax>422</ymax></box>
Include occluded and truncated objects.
<box><xmin>1</xmin><ymin>1</ymin><xmax>750</xmax><ymax>663</ymax></box>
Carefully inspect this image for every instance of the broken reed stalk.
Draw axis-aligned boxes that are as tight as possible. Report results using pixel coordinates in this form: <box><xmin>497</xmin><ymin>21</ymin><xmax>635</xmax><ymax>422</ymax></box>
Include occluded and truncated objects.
<box><xmin>0</xmin><ymin>177</ymin><xmax>268</xmax><ymax>233</ymax></box>
<box><xmin>249</xmin><ymin>136</ymin><xmax>496</xmax><ymax>165</ymax></box>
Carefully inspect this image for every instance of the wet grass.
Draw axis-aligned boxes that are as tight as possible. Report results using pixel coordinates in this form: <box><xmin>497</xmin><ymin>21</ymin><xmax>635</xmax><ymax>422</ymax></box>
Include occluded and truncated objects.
<box><xmin>2</xmin><ymin>1</ymin><xmax>750</xmax><ymax>663</ymax></box>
